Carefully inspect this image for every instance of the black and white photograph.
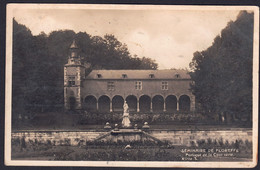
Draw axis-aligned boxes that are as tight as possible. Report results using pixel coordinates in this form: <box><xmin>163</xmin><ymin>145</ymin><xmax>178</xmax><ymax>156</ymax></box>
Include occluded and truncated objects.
<box><xmin>5</xmin><ymin>4</ymin><xmax>259</xmax><ymax>168</ymax></box>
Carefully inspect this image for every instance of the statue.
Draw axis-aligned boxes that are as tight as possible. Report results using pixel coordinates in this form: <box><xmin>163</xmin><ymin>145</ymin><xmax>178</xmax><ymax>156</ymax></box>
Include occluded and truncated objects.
<box><xmin>122</xmin><ymin>101</ymin><xmax>131</xmax><ymax>128</ymax></box>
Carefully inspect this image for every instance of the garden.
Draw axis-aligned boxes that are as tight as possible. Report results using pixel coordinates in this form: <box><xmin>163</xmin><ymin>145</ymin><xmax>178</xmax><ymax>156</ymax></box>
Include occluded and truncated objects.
<box><xmin>12</xmin><ymin>136</ymin><xmax>252</xmax><ymax>161</ymax></box>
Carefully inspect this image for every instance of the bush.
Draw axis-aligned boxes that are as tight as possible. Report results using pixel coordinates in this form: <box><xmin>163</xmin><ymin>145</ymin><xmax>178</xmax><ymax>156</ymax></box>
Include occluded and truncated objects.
<box><xmin>21</xmin><ymin>137</ymin><xmax>26</xmax><ymax>149</ymax></box>
<box><xmin>12</xmin><ymin>138</ymin><xmax>20</xmax><ymax>146</ymax></box>
<box><xmin>79</xmin><ymin>111</ymin><xmax>213</xmax><ymax>125</ymax></box>
<box><xmin>195</xmin><ymin>138</ymin><xmax>252</xmax><ymax>149</ymax></box>
<box><xmin>197</xmin><ymin>139</ymin><xmax>206</xmax><ymax>147</ymax></box>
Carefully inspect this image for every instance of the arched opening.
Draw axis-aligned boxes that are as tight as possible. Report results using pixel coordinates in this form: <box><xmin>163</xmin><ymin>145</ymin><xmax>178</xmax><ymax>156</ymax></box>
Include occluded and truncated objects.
<box><xmin>166</xmin><ymin>95</ymin><xmax>177</xmax><ymax>112</ymax></box>
<box><xmin>98</xmin><ymin>95</ymin><xmax>110</xmax><ymax>112</ymax></box>
<box><xmin>126</xmin><ymin>95</ymin><xmax>137</xmax><ymax>112</ymax></box>
<box><xmin>179</xmin><ymin>95</ymin><xmax>190</xmax><ymax>111</ymax></box>
<box><xmin>84</xmin><ymin>95</ymin><xmax>97</xmax><ymax>111</ymax></box>
<box><xmin>112</xmin><ymin>95</ymin><xmax>124</xmax><ymax>112</ymax></box>
<box><xmin>139</xmin><ymin>95</ymin><xmax>151</xmax><ymax>113</ymax></box>
<box><xmin>69</xmin><ymin>97</ymin><xmax>76</xmax><ymax>110</ymax></box>
<box><xmin>152</xmin><ymin>95</ymin><xmax>164</xmax><ymax>112</ymax></box>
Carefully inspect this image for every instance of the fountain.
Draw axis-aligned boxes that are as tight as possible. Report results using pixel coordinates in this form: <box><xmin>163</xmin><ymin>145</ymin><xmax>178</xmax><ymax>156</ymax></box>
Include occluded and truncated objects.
<box><xmin>95</xmin><ymin>100</ymin><xmax>162</xmax><ymax>143</ymax></box>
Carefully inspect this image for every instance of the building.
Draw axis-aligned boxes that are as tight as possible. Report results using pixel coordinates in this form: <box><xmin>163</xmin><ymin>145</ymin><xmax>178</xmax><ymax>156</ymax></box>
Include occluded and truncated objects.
<box><xmin>64</xmin><ymin>41</ymin><xmax>195</xmax><ymax>113</ymax></box>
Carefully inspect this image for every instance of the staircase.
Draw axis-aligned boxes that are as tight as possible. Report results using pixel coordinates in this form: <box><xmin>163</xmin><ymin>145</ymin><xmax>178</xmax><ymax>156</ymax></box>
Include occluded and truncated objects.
<box><xmin>93</xmin><ymin>129</ymin><xmax>163</xmax><ymax>143</ymax></box>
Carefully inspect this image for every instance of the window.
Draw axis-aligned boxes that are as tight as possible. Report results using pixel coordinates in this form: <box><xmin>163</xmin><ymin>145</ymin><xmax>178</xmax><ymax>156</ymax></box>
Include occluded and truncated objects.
<box><xmin>162</xmin><ymin>81</ymin><xmax>168</xmax><ymax>90</ymax></box>
<box><xmin>97</xmin><ymin>74</ymin><xmax>102</xmax><ymax>78</ymax></box>
<box><xmin>135</xmin><ymin>81</ymin><xmax>142</xmax><ymax>90</ymax></box>
<box><xmin>68</xmin><ymin>81</ymin><xmax>75</xmax><ymax>86</ymax></box>
<box><xmin>149</xmin><ymin>74</ymin><xmax>155</xmax><ymax>78</ymax></box>
<box><xmin>122</xmin><ymin>74</ymin><xmax>127</xmax><ymax>78</ymax></box>
<box><xmin>107</xmin><ymin>81</ymin><xmax>115</xmax><ymax>91</ymax></box>
<box><xmin>68</xmin><ymin>76</ymin><xmax>75</xmax><ymax>86</ymax></box>
<box><xmin>175</xmin><ymin>74</ymin><xmax>180</xmax><ymax>78</ymax></box>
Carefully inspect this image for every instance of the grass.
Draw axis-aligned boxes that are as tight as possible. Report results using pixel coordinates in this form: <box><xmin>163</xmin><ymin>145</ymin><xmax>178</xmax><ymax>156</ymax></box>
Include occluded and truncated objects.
<box><xmin>12</xmin><ymin>137</ymin><xmax>252</xmax><ymax>161</ymax></box>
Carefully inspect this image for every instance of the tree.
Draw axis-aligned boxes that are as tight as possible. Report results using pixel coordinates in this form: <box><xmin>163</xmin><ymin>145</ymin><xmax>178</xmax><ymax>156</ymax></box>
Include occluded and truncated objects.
<box><xmin>189</xmin><ymin>11</ymin><xmax>253</xmax><ymax>124</ymax></box>
<box><xmin>12</xmin><ymin>18</ymin><xmax>34</xmax><ymax>118</ymax></box>
<box><xmin>12</xmin><ymin>19</ymin><xmax>158</xmax><ymax>116</ymax></box>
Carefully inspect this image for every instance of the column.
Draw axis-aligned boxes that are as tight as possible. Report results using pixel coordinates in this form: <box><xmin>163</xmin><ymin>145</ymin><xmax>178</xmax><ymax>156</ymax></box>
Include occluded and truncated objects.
<box><xmin>76</xmin><ymin>88</ymin><xmax>82</xmax><ymax>109</ymax></box>
<box><xmin>77</xmin><ymin>99</ymin><xmax>82</xmax><ymax>109</ymax></box>
<box><xmin>110</xmin><ymin>100</ymin><xmax>113</xmax><ymax>112</ymax></box>
<box><xmin>137</xmin><ymin>99</ymin><xmax>140</xmax><ymax>112</ymax></box>
<box><xmin>150</xmin><ymin>101</ymin><xmax>153</xmax><ymax>112</ymax></box>
<box><xmin>96</xmin><ymin>102</ymin><xmax>99</xmax><ymax>111</ymax></box>
<box><xmin>177</xmin><ymin>100</ymin><xmax>179</xmax><ymax>111</ymax></box>
<box><xmin>163</xmin><ymin>99</ymin><xmax>166</xmax><ymax>112</ymax></box>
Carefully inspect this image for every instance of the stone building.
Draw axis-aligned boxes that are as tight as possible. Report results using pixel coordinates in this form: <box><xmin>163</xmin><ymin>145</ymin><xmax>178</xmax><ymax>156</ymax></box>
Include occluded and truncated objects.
<box><xmin>64</xmin><ymin>41</ymin><xmax>195</xmax><ymax>113</ymax></box>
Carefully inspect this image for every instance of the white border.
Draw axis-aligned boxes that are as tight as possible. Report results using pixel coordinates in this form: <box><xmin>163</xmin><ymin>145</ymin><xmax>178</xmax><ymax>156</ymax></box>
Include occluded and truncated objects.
<box><xmin>5</xmin><ymin>4</ymin><xmax>259</xmax><ymax>168</ymax></box>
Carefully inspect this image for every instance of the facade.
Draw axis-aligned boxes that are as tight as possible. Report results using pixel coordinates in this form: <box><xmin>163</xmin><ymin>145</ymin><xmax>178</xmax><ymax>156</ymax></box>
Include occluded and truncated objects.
<box><xmin>64</xmin><ymin>41</ymin><xmax>195</xmax><ymax>113</ymax></box>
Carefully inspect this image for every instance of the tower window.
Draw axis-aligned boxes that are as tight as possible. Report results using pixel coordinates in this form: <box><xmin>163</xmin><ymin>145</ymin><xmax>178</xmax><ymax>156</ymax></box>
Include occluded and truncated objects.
<box><xmin>107</xmin><ymin>81</ymin><xmax>115</xmax><ymax>91</ymax></box>
<box><xmin>71</xmin><ymin>52</ymin><xmax>76</xmax><ymax>58</ymax></box>
<box><xmin>68</xmin><ymin>81</ymin><xmax>75</xmax><ymax>86</ymax></box>
<box><xmin>122</xmin><ymin>74</ymin><xmax>127</xmax><ymax>78</ymax></box>
<box><xmin>149</xmin><ymin>74</ymin><xmax>155</xmax><ymax>78</ymax></box>
<box><xmin>161</xmin><ymin>81</ymin><xmax>168</xmax><ymax>90</ymax></box>
<box><xmin>175</xmin><ymin>74</ymin><xmax>180</xmax><ymax>78</ymax></box>
<box><xmin>135</xmin><ymin>81</ymin><xmax>142</xmax><ymax>90</ymax></box>
<box><xmin>97</xmin><ymin>74</ymin><xmax>102</xmax><ymax>78</ymax></box>
<box><xmin>68</xmin><ymin>76</ymin><xmax>75</xmax><ymax>86</ymax></box>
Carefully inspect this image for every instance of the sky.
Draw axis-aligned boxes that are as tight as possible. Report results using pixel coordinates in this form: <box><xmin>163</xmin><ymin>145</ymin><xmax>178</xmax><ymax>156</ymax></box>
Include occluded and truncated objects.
<box><xmin>13</xmin><ymin>7</ymin><xmax>241</xmax><ymax>69</ymax></box>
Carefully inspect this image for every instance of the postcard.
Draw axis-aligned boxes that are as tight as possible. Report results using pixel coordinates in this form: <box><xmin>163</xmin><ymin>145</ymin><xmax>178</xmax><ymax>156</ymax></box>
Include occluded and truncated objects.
<box><xmin>5</xmin><ymin>4</ymin><xmax>259</xmax><ymax>168</ymax></box>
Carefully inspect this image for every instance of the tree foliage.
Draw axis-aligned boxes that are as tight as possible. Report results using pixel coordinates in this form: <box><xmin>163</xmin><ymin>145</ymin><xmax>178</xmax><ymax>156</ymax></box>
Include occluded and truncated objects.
<box><xmin>12</xmin><ymin>19</ymin><xmax>158</xmax><ymax>116</ymax></box>
<box><xmin>189</xmin><ymin>11</ymin><xmax>253</xmax><ymax>123</ymax></box>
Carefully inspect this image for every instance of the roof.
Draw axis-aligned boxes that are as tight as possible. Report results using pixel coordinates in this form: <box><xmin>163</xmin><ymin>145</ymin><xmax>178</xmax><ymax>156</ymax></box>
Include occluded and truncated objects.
<box><xmin>85</xmin><ymin>69</ymin><xmax>191</xmax><ymax>80</ymax></box>
<box><xmin>70</xmin><ymin>40</ymin><xmax>78</xmax><ymax>49</ymax></box>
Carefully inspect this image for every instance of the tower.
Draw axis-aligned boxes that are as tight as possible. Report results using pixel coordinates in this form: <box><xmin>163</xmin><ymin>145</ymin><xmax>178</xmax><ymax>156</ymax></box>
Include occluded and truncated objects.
<box><xmin>64</xmin><ymin>40</ymin><xmax>86</xmax><ymax>110</ymax></box>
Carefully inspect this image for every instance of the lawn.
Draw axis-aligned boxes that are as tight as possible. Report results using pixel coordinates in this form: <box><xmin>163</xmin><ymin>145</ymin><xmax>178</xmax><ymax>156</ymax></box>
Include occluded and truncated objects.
<box><xmin>12</xmin><ymin>138</ymin><xmax>252</xmax><ymax>161</ymax></box>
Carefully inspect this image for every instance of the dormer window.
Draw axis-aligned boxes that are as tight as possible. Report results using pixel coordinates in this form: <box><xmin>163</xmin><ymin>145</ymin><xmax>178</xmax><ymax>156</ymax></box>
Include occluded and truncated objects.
<box><xmin>149</xmin><ymin>74</ymin><xmax>155</xmax><ymax>78</ymax></box>
<box><xmin>122</xmin><ymin>74</ymin><xmax>127</xmax><ymax>78</ymax></box>
<box><xmin>97</xmin><ymin>74</ymin><xmax>102</xmax><ymax>78</ymax></box>
<box><xmin>175</xmin><ymin>74</ymin><xmax>180</xmax><ymax>78</ymax></box>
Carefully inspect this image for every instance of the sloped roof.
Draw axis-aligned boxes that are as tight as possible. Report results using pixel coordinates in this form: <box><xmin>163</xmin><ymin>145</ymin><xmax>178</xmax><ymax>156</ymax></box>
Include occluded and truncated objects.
<box><xmin>70</xmin><ymin>40</ymin><xmax>78</xmax><ymax>49</ymax></box>
<box><xmin>85</xmin><ymin>69</ymin><xmax>191</xmax><ymax>80</ymax></box>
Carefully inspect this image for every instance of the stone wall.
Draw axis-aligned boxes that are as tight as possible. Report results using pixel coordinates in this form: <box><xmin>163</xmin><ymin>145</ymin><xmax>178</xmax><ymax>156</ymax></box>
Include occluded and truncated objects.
<box><xmin>148</xmin><ymin>129</ymin><xmax>252</xmax><ymax>146</ymax></box>
<box><xmin>12</xmin><ymin>131</ymin><xmax>106</xmax><ymax>146</ymax></box>
<box><xmin>12</xmin><ymin>129</ymin><xmax>252</xmax><ymax>146</ymax></box>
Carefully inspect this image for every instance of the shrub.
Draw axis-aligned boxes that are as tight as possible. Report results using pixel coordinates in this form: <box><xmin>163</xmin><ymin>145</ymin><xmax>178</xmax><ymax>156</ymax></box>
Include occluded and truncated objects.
<box><xmin>46</xmin><ymin>140</ymin><xmax>52</xmax><ymax>146</ymax></box>
<box><xmin>12</xmin><ymin>138</ymin><xmax>20</xmax><ymax>146</ymax></box>
<box><xmin>245</xmin><ymin>139</ymin><xmax>252</xmax><ymax>148</ymax></box>
<box><xmin>225</xmin><ymin>140</ymin><xmax>229</xmax><ymax>147</ymax></box>
<box><xmin>20</xmin><ymin>137</ymin><xmax>26</xmax><ymax>149</ymax></box>
<box><xmin>197</xmin><ymin>139</ymin><xmax>206</xmax><ymax>147</ymax></box>
<box><xmin>207</xmin><ymin>138</ymin><xmax>212</xmax><ymax>146</ymax></box>
<box><xmin>79</xmin><ymin>111</ymin><xmax>215</xmax><ymax>125</ymax></box>
<box><xmin>218</xmin><ymin>138</ymin><xmax>224</xmax><ymax>147</ymax></box>
<box><xmin>190</xmin><ymin>140</ymin><xmax>196</xmax><ymax>147</ymax></box>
